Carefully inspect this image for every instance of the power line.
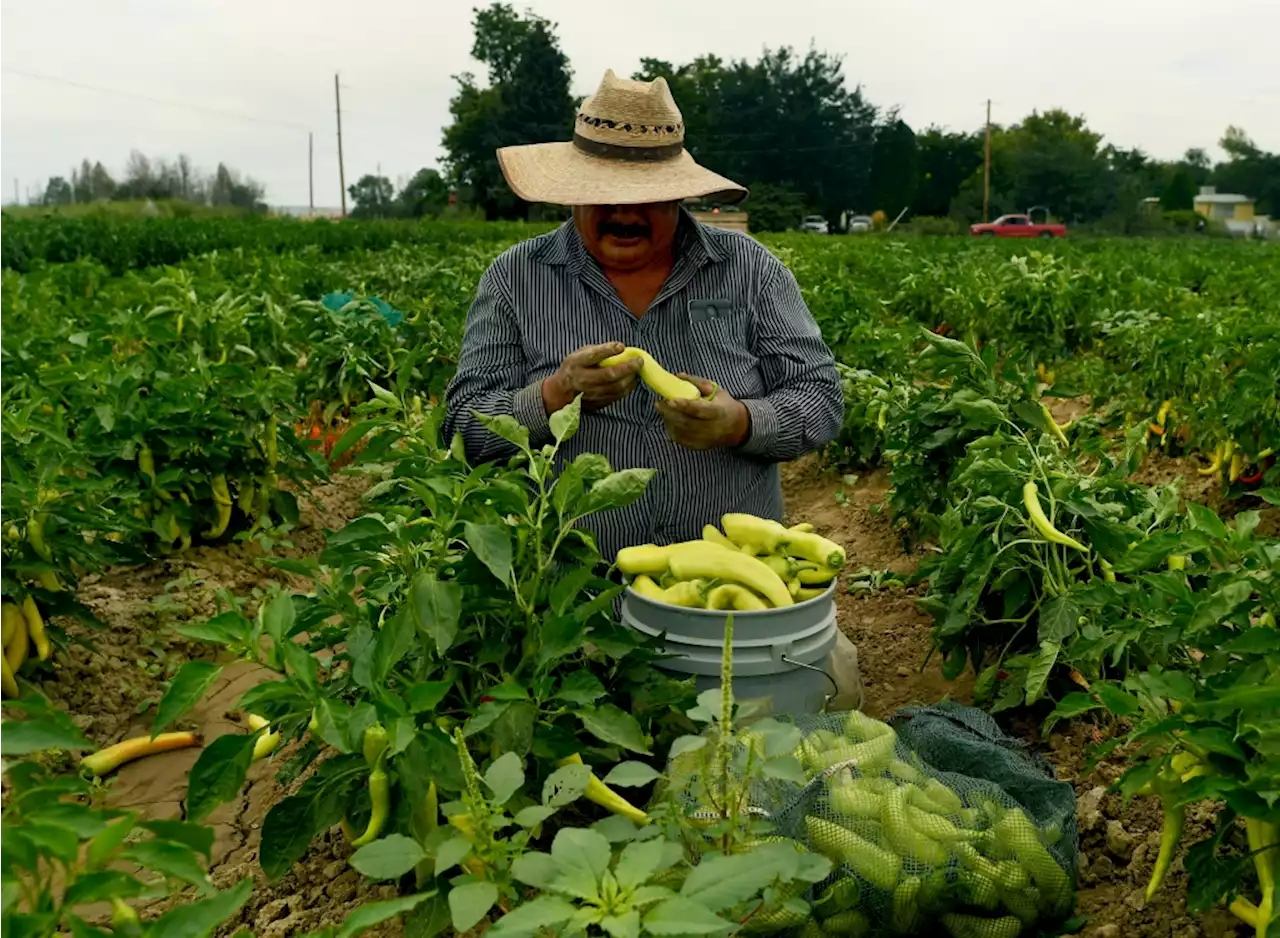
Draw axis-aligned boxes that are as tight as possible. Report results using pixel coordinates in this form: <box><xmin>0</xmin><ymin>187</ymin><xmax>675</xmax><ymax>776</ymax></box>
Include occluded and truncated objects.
<box><xmin>1</xmin><ymin>66</ymin><xmax>313</xmax><ymax>133</ymax></box>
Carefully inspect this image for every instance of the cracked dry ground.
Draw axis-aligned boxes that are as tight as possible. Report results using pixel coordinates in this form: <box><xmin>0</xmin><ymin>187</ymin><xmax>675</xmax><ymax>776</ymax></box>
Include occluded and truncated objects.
<box><xmin>32</xmin><ymin>456</ymin><xmax>1262</xmax><ymax>937</ymax></box>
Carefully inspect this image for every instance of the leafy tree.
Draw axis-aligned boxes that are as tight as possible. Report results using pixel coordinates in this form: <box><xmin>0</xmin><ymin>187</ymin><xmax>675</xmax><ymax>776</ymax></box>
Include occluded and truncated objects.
<box><xmin>869</xmin><ymin>115</ymin><xmax>918</xmax><ymax>216</ymax></box>
<box><xmin>396</xmin><ymin>168</ymin><xmax>450</xmax><ymax>218</ymax></box>
<box><xmin>209</xmin><ymin>163</ymin><xmax>266</xmax><ymax>210</ymax></box>
<box><xmin>1212</xmin><ymin>126</ymin><xmax>1280</xmax><ymax>215</ymax></box>
<box><xmin>1161</xmin><ymin>164</ymin><xmax>1198</xmax><ymax>211</ymax></box>
<box><xmin>42</xmin><ymin>177</ymin><xmax>74</xmax><ymax>206</ymax></box>
<box><xmin>348</xmin><ymin>174</ymin><xmax>396</xmax><ymax>218</ymax></box>
<box><xmin>741</xmin><ymin>182</ymin><xmax>808</xmax><ymax>231</ymax></box>
<box><xmin>71</xmin><ymin>160</ymin><xmax>116</xmax><ymax>202</ymax></box>
<box><xmin>441</xmin><ymin>3</ymin><xmax>574</xmax><ymax>220</ymax></box>
<box><xmin>913</xmin><ymin>128</ymin><xmax>983</xmax><ymax>218</ymax></box>
<box><xmin>635</xmin><ymin>46</ymin><xmax>878</xmax><ymax>221</ymax></box>
<box><xmin>988</xmin><ymin>109</ymin><xmax>1112</xmax><ymax>221</ymax></box>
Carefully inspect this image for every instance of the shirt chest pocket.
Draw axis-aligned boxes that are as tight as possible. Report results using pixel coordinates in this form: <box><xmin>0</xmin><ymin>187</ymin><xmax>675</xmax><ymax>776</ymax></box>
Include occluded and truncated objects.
<box><xmin>689</xmin><ymin>315</ymin><xmax>764</xmax><ymax>400</ymax></box>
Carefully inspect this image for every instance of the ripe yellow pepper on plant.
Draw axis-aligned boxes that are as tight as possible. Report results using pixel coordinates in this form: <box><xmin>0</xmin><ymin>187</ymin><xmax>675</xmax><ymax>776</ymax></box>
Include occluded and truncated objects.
<box><xmin>558</xmin><ymin>753</ymin><xmax>648</xmax><ymax>825</ymax></box>
<box><xmin>1022</xmin><ymin>482</ymin><xmax>1088</xmax><ymax>552</ymax></box>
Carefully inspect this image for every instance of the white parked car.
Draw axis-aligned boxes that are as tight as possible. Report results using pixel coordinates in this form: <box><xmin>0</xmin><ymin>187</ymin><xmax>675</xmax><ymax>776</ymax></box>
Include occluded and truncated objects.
<box><xmin>800</xmin><ymin>215</ymin><xmax>829</xmax><ymax>234</ymax></box>
<box><xmin>847</xmin><ymin>215</ymin><xmax>873</xmax><ymax>233</ymax></box>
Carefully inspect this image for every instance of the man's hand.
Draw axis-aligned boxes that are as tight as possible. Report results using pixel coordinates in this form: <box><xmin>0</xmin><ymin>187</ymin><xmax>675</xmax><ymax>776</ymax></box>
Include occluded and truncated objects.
<box><xmin>542</xmin><ymin>342</ymin><xmax>643</xmax><ymax>413</ymax></box>
<box><xmin>656</xmin><ymin>375</ymin><xmax>751</xmax><ymax>451</ymax></box>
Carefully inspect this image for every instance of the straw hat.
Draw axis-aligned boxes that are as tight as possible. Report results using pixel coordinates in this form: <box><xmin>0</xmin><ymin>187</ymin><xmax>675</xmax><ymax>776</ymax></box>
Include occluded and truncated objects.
<box><xmin>496</xmin><ymin>70</ymin><xmax>747</xmax><ymax>207</ymax></box>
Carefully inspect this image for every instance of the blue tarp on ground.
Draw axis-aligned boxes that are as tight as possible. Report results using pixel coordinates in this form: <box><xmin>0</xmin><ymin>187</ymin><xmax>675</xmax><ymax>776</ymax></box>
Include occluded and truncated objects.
<box><xmin>320</xmin><ymin>291</ymin><xmax>404</xmax><ymax>327</ymax></box>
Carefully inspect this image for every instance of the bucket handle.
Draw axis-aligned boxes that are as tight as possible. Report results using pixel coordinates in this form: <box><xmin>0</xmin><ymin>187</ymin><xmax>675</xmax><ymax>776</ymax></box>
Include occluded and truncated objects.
<box><xmin>780</xmin><ymin>654</ymin><xmax>839</xmax><ymax>712</ymax></box>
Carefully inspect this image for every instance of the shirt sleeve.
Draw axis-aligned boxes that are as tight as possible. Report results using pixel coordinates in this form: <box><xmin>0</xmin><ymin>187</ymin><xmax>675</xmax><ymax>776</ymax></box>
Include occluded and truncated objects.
<box><xmin>738</xmin><ymin>261</ymin><xmax>844</xmax><ymax>462</ymax></box>
<box><xmin>442</xmin><ymin>260</ymin><xmax>554</xmax><ymax>463</ymax></box>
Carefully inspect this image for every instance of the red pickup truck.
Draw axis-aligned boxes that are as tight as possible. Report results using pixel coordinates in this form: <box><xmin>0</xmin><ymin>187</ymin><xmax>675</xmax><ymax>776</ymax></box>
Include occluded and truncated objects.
<box><xmin>970</xmin><ymin>214</ymin><xmax>1067</xmax><ymax>238</ymax></box>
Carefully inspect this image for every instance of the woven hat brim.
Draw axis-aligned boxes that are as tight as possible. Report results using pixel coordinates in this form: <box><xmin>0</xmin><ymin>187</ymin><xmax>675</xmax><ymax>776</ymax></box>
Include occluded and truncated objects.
<box><xmin>497</xmin><ymin>142</ymin><xmax>747</xmax><ymax>206</ymax></box>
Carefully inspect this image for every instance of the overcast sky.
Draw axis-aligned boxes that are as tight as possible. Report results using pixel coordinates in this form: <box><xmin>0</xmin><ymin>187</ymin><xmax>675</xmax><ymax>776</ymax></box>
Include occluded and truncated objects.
<box><xmin>3</xmin><ymin>0</ymin><xmax>1278</xmax><ymax>208</ymax></box>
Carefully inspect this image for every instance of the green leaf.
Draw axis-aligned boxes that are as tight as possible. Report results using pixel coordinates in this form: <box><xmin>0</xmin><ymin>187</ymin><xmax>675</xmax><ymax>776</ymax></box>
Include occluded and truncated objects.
<box><xmin>492</xmin><ymin>701</ymin><xmax>538</xmax><ymax>756</ymax></box>
<box><xmin>1185</xmin><ymin>501</ymin><xmax>1230</xmax><ymax>540</ymax></box>
<box><xmin>550</xmin><ymin>827</ymin><xmax>612</xmax><ymax>900</ymax></box>
<box><xmin>406</xmin><ymin>681</ymin><xmax>453</xmax><ymax>713</ymax></box>
<box><xmin>1094</xmin><ymin>682</ymin><xmax>1141</xmax><ymax>717</ymax></box>
<box><xmin>434</xmin><ymin>836</ymin><xmax>473</xmax><ymax>877</ymax></box>
<box><xmin>614</xmin><ymin>839</ymin><xmax>681</xmax><ymax>891</ymax></box>
<box><xmin>543</xmin><ymin>763</ymin><xmax>590</xmax><ymax>807</ymax></box>
<box><xmin>549</xmin><ymin>396</ymin><xmax>581</xmax><ymax>442</ymax></box>
<box><xmin>601</xmin><ymin>910</ymin><xmax>641</xmax><ymax>938</ymax></box>
<box><xmin>387</xmin><ymin>715</ymin><xmax>416</xmax><ymax>757</ymax></box>
<box><xmin>580</xmin><ymin>468</ymin><xmax>655</xmax><ymax>517</ymax></box>
<box><xmin>139</xmin><ymin>819</ymin><xmax>215</xmax><ymax>859</ymax></box>
<box><xmin>23</xmin><ymin>822</ymin><xmax>81</xmax><ymax>862</ymax></box>
<box><xmin>1189</xmin><ymin>580</ymin><xmax>1255</xmax><ymax>633</ymax></box>
<box><xmin>328</xmin><ymin>420</ymin><xmax>382</xmax><ymax>464</ymax></box>
<box><xmin>63</xmin><ymin>870</ymin><xmax>146</xmax><ymax>906</ymax></box>
<box><xmin>87</xmin><ymin>814</ymin><xmax>138</xmax><ymax>867</ymax></box>
<box><xmin>152</xmin><ymin>662</ymin><xmax>223</xmax><ymax>740</ymax></box>
<box><xmin>474</xmin><ymin>413</ymin><xmax>530</xmax><ymax>451</ymax></box>
<box><xmin>349</xmin><ymin>834</ymin><xmax>426</xmax><ymax>881</ymax></box>
<box><xmin>680</xmin><ymin>851</ymin><xmax>784</xmax><ymax>912</ymax></box>
<box><xmin>280</xmin><ymin>638</ymin><xmax>319</xmax><ymax>689</ymax></box>
<box><xmin>336</xmin><ymin>892</ymin><xmax>437</xmax><ymax>938</ymax></box>
<box><xmin>26</xmin><ymin>802</ymin><xmax>107</xmax><ymax>838</ymax></box>
<box><xmin>448</xmin><ymin>881</ymin><xmax>499</xmax><ymax>933</ymax></box>
<box><xmin>186</xmin><ymin>732</ymin><xmax>257</xmax><ymax>822</ymax></box>
<box><xmin>122</xmin><ymin>840</ymin><xmax>213</xmax><ymax>894</ymax></box>
<box><xmin>511</xmin><ymin>851</ymin><xmax>559</xmax><ymax>890</ymax></box>
<box><xmin>0</xmin><ymin>715</ymin><xmax>93</xmax><ymax>755</ymax></box>
<box><xmin>259</xmin><ymin>590</ymin><xmax>296</xmax><ymax>647</ymax></box>
<box><xmin>579</xmin><ymin>705</ymin><xmax>651</xmax><ymax>754</ymax></box>
<box><xmin>1043</xmin><ymin>691</ymin><xmax>1102</xmax><ymax>732</ymax></box>
<box><xmin>1038</xmin><ymin>596</ymin><xmax>1079</xmax><ymax>644</ymax></box>
<box><xmin>145</xmin><ymin>877</ymin><xmax>252</xmax><ymax>938</ymax></box>
<box><xmin>485</xmin><ymin>895</ymin><xmax>577</xmax><ymax>938</ymax></box>
<box><xmin>602</xmin><ymin>761</ymin><xmax>660</xmax><ymax>788</ymax></box>
<box><xmin>760</xmin><ymin>755</ymin><xmax>807</xmax><ymax>784</ymax></box>
<box><xmin>175</xmin><ymin>611</ymin><xmax>253</xmax><ymax>646</ymax></box>
<box><xmin>1024</xmin><ymin>640</ymin><xmax>1059</xmax><ymax>704</ymax></box>
<box><xmin>668</xmin><ymin>736</ymin><xmax>707</xmax><ymax>760</ymax></box>
<box><xmin>642</xmin><ymin>898</ymin><xmax>731</xmax><ymax>935</ymax></box>
<box><xmin>513</xmin><ymin>805</ymin><xmax>556</xmax><ymax>829</ymax></box>
<box><xmin>463</xmin><ymin>521</ymin><xmax>513</xmax><ymax>587</ymax></box>
<box><xmin>409</xmin><ymin>571</ymin><xmax>463</xmax><ymax>655</ymax></box>
<box><xmin>483</xmin><ymin>751</ymin><xmax>525</xmax><ymax>806</ymax></box>
<box><xmin>1112</xmin><ymin>532</ymin><xmax>1183</xmax><ymax>573</ymax></box>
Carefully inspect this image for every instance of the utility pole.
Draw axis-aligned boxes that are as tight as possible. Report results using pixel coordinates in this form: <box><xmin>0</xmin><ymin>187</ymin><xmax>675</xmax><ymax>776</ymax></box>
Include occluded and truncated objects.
<box><xmin>983</xmin><ymin>99</ymin><xmax>992</xmax><ymax>223</ymax></box>
<box><xmin>13</xmin><ymin>179</ymin><xmax>18</xmax><ymax>206</ymax></box>
<box><xmin>335</xmin><ymin>73</ymin><xmax>347</xmax><ymax>217</ymax></box>
<box><xmin>308</xmin><ymin>132</ymin><xmax>315</xmax><ymax>214</ymax></box>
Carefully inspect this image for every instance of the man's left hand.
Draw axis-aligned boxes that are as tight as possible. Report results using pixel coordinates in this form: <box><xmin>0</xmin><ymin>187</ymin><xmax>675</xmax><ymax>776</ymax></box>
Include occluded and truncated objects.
<box><xmin>656</xmin><ymin>375</ymin><xmax>751</xmax><ymax>450</ymax></box>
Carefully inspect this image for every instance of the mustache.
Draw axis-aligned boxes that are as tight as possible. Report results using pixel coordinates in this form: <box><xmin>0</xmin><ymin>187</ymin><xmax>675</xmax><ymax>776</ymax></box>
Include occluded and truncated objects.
<box><xmin>599</xmin><ymin>220</ymin><xmax>650</xmax><ymax>239</ymax></box>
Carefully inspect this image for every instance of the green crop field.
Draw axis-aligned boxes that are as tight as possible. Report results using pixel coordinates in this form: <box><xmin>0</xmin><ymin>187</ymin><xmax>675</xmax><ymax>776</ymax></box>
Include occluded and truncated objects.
<box><xmin>2</xmin><ymin>215</ymin><xmax>1278</xmax><ymax>938</ymax></box>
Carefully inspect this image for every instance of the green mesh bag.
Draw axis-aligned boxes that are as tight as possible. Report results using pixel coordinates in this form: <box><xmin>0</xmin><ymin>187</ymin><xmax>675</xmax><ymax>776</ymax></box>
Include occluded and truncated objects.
<box><xmin>663</xmin><ymin>702</ymin><xmax>1077</xmax><ymax>938</ymax></box>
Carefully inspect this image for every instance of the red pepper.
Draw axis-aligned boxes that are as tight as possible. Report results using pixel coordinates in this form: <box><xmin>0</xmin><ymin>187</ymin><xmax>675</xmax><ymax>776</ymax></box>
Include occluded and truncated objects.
<box><xmin>1239</xmin><ymin>454</ymin><xmax>1275</xmax><ymax>486</ymax></box>
<box><xmin>479</xmin><ymin>695</ymin><xmax>495</xmax><ymax>704</ymax></box>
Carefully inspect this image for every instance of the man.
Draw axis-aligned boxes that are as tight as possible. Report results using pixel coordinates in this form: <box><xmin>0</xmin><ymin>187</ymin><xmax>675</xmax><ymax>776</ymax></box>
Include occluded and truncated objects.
<box><xmin>444</xmin><ymin>69</ymin><xmax>844</xmax><ymax>561</ymax></box>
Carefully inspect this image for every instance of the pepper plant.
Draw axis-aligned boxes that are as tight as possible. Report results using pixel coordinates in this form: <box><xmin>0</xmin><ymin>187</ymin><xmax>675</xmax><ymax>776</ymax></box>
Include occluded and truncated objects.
<box><xmin>1043</xmin><ymin>506</ymin><xmax>1279</xmax><ymax>936</ymax></box>
<box><xmin>172</xmin><ymin>391</ymin><xmax>696</xmax><ymax>880</ymax></box>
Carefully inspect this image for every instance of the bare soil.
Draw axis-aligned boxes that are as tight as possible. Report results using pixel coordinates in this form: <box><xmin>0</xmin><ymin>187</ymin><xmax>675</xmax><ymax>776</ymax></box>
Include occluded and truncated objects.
<box><xmin>25</xmin><ymin>451</ymin><xmax>1248</xmax><ymax>937</ymax></box>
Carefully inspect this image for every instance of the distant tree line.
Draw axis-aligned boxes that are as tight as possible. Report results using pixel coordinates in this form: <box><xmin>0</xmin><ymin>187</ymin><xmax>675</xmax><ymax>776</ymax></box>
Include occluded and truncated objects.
<box><xmin>345</xmin><ymin>167</ymin><xmax>453</xmax><ymax>220</ymax></box>
<box><xmin>439</xmin><ymin>3</ymin><xmax>1280</xmax><ymax>231</ymax></box>
<box><xmin>39</xmin><ymin>151</ymin><xmax>267</xmax><ymax>211</ymax></box>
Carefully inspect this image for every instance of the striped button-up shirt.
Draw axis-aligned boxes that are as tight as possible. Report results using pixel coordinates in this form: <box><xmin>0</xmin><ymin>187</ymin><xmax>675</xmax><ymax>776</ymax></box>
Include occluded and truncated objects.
<box><xmin>443</xmin><ymin>210</ymin><xmax>843</xmax><ymax>559</ymax></box>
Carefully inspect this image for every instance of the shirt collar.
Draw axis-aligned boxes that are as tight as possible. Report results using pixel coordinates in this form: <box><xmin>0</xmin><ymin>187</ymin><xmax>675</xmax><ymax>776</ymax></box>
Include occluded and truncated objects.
<box><xmin>532</xmin><ymin>206</ymin><xmax>724</xmax><ymax>271</ymax></box>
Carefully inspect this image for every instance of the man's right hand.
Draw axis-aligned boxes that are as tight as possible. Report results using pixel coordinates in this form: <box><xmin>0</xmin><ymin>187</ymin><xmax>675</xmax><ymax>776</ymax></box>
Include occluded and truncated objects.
<box><xmin>542</xmin><ymin>342</ymin><xmax>643</xmax><ymax>414</ymax></box>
